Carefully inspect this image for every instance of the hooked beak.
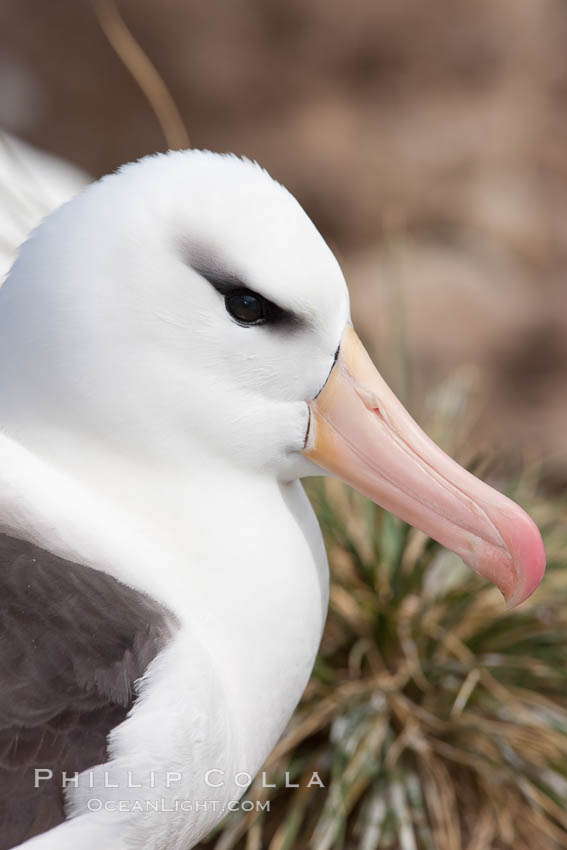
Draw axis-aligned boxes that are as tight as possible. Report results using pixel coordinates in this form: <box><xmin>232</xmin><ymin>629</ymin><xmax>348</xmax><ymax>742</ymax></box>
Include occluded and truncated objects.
<box><xmin>303</xmin><ymin>326</ymin><xmax>545</xmax><ymax>607</ymax></box>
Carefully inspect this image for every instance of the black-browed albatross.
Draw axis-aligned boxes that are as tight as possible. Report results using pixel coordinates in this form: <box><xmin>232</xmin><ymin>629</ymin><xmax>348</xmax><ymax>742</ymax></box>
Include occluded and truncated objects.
<box><xmin>0</xmin><ymin>150</ymin><xmax>545</xmax><ymax>850</ymax></box>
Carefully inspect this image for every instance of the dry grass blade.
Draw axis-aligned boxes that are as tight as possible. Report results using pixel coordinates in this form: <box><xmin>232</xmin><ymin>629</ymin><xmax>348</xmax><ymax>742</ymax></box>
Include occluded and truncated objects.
<box><xmin>92</xmin><ymin>0</ymin><xmax>190</xmax><ymax>150</ymax></box>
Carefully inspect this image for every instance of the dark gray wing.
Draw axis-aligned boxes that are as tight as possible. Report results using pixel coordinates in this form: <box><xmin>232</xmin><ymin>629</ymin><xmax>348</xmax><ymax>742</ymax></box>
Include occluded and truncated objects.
<box><xmin>0</xmin><ymin>532</ymin><xmax>177</xmax><ymax>849</ymax></box>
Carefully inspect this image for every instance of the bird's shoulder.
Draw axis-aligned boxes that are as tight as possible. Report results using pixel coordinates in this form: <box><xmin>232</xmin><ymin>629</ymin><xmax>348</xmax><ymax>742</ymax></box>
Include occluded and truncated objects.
<box><xmin>0</xmin><ymin>531</ymin><xmax>177</xmax><ymax>848</ymax></box>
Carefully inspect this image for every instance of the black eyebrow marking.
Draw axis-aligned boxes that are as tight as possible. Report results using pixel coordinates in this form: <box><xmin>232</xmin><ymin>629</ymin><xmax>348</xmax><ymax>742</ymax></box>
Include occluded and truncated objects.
<box><xmin>193</xmin><ymin>264</ymin><xmax>245</xmax><ymax>296</ymax></box>
<box><xmin>191</xmin><ymin>259</ymin><xmax>303</xmax><ymax>330</ymax></box>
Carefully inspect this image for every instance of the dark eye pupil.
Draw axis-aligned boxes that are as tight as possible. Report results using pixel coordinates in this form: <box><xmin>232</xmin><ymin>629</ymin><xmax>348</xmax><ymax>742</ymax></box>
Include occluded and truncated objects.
<box><xmin>225</xmin><ymin>292</ymin><xmax>264</xmax><ymax>324</ymax></box>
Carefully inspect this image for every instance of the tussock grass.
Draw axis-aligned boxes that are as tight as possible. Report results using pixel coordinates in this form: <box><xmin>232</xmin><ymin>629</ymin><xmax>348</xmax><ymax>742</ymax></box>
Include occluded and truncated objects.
<box><xmin>203</xmin><ymin>374</ymin><xmax>567</xmax><ymax>850</ymax></box>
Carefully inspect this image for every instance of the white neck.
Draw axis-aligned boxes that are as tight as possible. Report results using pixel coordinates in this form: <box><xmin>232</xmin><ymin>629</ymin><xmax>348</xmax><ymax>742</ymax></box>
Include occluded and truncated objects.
<box><xmin>0</xmin><ymin>430</ymin><xmax>329</xmax><ymax>814</ymax></box>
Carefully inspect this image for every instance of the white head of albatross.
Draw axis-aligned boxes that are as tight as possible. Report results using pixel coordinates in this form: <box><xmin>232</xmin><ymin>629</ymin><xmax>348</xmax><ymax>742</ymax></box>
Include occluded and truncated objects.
<box><xmin>0</xmin><ymin>150</ymin><xmax>545</xmax><ymax>850</ymax></box>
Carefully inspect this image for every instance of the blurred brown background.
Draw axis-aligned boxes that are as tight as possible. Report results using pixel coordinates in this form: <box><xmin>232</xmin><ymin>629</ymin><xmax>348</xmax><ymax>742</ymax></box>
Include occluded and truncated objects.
<box><xmin>1</xmin><ymin>0</ymin><xmax>566</xmax><ymax>478</ymax></box>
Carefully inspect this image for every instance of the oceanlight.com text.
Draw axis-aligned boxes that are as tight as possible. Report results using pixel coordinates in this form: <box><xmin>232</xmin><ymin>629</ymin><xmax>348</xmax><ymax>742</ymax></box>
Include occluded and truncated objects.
<box><xmin>86</xmin><ymin>798</ymin><xmax>270</xmax><ymax>814</ymax></box>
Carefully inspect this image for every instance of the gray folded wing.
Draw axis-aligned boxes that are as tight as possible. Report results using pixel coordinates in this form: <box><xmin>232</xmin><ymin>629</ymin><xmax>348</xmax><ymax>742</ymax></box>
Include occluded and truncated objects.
<box><xmin>0</xmin><ymin>533</ymin><xmax>176</xmax><ymax>849</ymax></box>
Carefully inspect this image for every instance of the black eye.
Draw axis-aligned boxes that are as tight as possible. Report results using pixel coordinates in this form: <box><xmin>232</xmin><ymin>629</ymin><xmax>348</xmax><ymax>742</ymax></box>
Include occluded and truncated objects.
<box><xmin>225</xmin><ymin>290</ymin><xmax>266</xmax><ymax>325</ymax></box>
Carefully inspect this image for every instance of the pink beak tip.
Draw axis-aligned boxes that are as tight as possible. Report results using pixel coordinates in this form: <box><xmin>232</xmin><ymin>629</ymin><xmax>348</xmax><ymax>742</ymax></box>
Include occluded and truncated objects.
<box><xmin>499</xmin><ymin>510</ymin><xmax>547</xmax><ymax>610</ymax></box>
<box><xmin>461</xmin><ymin>504</ymin><xmax>546</xmax><ymax>610</ymax></box>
